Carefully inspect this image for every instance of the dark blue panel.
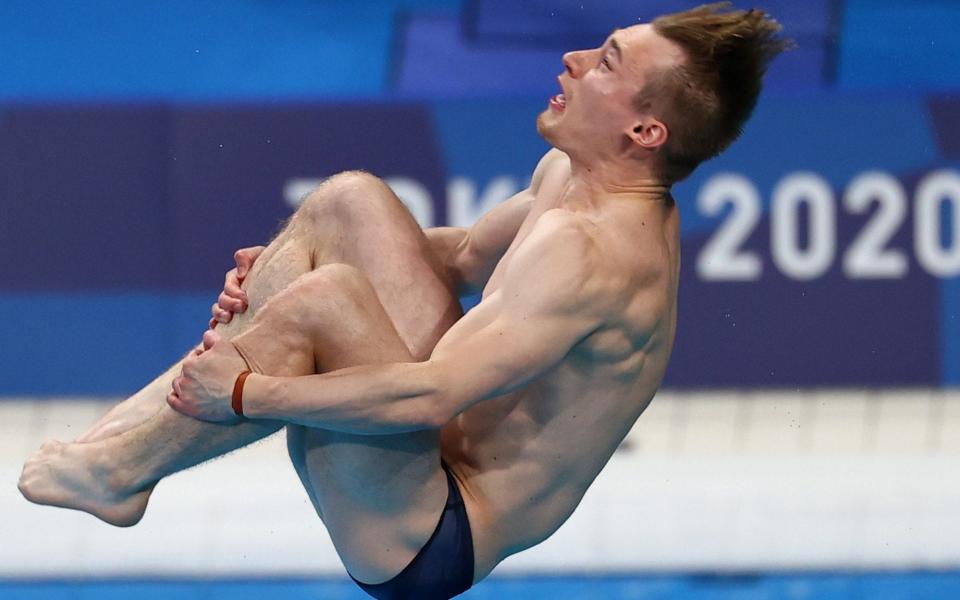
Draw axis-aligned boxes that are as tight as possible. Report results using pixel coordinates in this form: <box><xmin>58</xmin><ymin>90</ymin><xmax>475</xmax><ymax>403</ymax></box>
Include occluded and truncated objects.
<box><xmin>0</xmin><ymin>103</ymin><xmax>446</xmax><ymax>292</ymax></box>
<box><xmin>930</xmin><ymin>97</ymin><xmax>960</xmax><ymax>159</ymax></box>
<box><xmin>944</xmin><ymin>276</ymin><xmax>960</xmax><ymax>386</ymax></box>
<box><xmin>166</xmin><ymin>103</ymin><xmax>446</xmax><ymax>289</ymax></box>
<box><xmin>667</xmin><ymin>198</ymin><xmax>942</xmax><ymax>387</ymax></box>
<box><xmin>0</xmin><ymin>105</ymin><xmax>173</xmax><ymax>291</ymax></box>
<box><xmin>454</xmin><ymin>1</ymin><xmax>827</xmax><ymax>96</ymax></box>
<box><xmin>395</xmin><ymin>12</ymin><xmax>832</xmax><ymax>99</ymax></box>
<box><xmin>470</xmin><ymin>0</ymin><xmax>832</xmax><ymax>43</ymax></box>
<box><xmin>0</xmin><ymin>95</ymin><xmax>956</xmax><ymax>393</ymax></box>
<box><xmin>470</xmin><ymin>0</ymin><xmax>682</xmax><ymax>47</ymax></box>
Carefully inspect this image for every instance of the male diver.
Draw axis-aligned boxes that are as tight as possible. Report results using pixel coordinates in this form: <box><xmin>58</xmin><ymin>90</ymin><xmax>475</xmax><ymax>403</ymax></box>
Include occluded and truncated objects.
<box><xmin>20</xmin><ymin>5</ymin><xmax>789</xmax><ymax>598</ymax></box>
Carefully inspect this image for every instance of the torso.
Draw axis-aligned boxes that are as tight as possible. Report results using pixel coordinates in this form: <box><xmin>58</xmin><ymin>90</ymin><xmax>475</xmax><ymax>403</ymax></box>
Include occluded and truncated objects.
<box><xmin>440</xmin><ymin>155</ymin><xmax>681</xmax><ymax>579</ymax></box>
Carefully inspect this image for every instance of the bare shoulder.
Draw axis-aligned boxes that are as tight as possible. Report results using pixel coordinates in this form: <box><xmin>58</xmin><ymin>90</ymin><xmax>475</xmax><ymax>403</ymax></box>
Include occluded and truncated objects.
<box><xmin>515</xmin><ymin>209</ymin><xmax>596</xmax><ymax>268</ymax></box>
<box><xmin>603</xmin><ymin>211</ymin><xmax>680</xmax><ymax>344</ymax></box>
<box><xmin>535</xmin><ymin>209</ymin><xmax>675</xmax><ymax>331</ymax></box>
<box><xmin>503</xmin><ymin>209</ymin><xmax>620</xmax><ymax>315</ymax></box>
<box><xmin>530</xmin><ymin>148</ymin><xmax>571</xmax><ymax>193</ymax></box>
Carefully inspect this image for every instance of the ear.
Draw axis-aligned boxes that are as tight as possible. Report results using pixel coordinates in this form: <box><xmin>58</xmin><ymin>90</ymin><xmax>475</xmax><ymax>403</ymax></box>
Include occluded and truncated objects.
<box><xmin>627</xmin><ymin>118</ymin><xmax>668</xmax><ymax>151</ymax></box>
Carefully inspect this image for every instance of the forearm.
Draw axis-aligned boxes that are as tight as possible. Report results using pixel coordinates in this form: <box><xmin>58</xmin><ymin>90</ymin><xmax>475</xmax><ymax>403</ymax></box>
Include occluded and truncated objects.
<box><xmin>424</xmin><ymin>227</ymin><xmax>470</xmax><ymax>292</ymax></box>
<box><xmin>242</xmin><ymin>361</ymin><xmax>451</xmax><ymax>434</ymax></box>
<box><xmin>426</xmin><ymin>225</ymin><xmax>509</xmax><ymax>295</ymax></box>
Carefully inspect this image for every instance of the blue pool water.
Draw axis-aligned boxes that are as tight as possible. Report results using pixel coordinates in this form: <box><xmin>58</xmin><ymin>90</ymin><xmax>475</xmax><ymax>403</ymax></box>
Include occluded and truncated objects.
<box><xmin>2</xmin><ymin>572</ymin><xmax>958</xmax><ymax>600</ymax></box>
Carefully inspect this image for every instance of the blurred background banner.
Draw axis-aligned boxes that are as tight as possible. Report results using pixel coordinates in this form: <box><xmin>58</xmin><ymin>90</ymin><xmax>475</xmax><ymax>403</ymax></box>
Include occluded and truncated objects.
<box><xmin>2</xmin><ymin>95</ymin><xmax>958</xmax><ymax>393</ymax></box>
<box><xmin>2</xmin><ymin>0</ymin><xmax>959</xmax><ymax>598</ymax></box>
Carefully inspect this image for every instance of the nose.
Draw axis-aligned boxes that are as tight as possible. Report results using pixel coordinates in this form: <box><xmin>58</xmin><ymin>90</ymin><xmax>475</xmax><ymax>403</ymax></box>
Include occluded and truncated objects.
<box><xmin>562</xmin><ymin>50</ymin><xmax>588</xmax><ymax>78</ymax></box>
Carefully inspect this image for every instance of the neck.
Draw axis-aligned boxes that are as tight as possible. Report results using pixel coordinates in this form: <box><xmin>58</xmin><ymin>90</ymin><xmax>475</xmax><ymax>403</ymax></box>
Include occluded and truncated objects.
<box><xmin>565</xmin><ymin>154</ymin><xmax>671</xmax><ymax>204</ymax></box>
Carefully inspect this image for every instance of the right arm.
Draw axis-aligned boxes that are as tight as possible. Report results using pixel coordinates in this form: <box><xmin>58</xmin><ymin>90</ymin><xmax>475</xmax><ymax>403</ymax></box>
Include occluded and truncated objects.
<box><xmin>177</xmin><ymin>211</ymin><xmax>611</xmax><ymax>432</ymax></box>
<box><xmin>424</xmin><ymin>190</ymin><xmax>531</xmax><ymax>295</ymax></box>
<box><xmin>424</xmin><ymin>148</ymin><xmax>568</xmax><ymax>294</ymax></box>
<box><xmin>213</xmin><ymin>149</ymin><xmax>568</xmax><ymax>321</ymax></box>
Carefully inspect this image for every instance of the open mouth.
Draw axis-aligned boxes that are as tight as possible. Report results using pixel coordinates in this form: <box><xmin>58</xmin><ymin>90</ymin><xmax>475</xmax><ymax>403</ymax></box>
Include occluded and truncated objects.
<box><xmin>549</xmin><ymin>93</ymin><xmax>567</xmax><ymax>112</ymax></box>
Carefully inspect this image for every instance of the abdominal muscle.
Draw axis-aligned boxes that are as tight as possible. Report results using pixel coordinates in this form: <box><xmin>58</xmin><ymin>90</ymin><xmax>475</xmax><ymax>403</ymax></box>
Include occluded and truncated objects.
<box><xmin>441</xmin><ymin>345</ymin><xmax>662</xmax><ymax>580</ymax></box>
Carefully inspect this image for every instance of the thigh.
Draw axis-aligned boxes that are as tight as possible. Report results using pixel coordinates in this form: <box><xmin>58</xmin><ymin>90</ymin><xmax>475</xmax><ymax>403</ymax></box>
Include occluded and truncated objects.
<box><xmin>291</xmin><ymin>286</ymin><xmax>449</xmax><ymax>584</ymax></box>
<box><xmin>233</xmin><ymin>263</ymin><xmax>457</xmax><ymax>584</ymax></box>
<box><xmin>298</xmin><ymin>171</ymin><xmax>461</xmax><ymax>361</ymax></box>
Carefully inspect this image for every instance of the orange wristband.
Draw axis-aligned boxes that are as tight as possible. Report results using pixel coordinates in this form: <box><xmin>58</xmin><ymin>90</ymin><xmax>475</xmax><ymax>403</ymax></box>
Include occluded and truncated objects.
<box><xmin>232</xmin><ymin>370</ymin><xmax>252</xmax><ymax>417</ymax></box>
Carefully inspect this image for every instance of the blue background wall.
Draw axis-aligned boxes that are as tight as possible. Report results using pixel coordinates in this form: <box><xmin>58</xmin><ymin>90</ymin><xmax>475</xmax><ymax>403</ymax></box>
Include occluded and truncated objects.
<box><xmin>1</xmin><ymin>0</ymin><xmax>958</xmax><ymax>394</ymax></box>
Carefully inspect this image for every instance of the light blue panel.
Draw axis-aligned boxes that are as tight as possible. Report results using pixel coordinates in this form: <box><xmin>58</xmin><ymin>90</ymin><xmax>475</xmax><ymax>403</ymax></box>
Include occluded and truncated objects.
<box><xmin>0</xmin><ymin>293</ymin><xmax>213</xmax><ymax>395</ymax></box>
<box><xmin>432</xmin><ymin>100</ymin><xmax>552</xmax><ymax>181</ymax></box>
<box><xmin>0</xmin><ymin>1</ymin><xmax>395</xmax><ymax>100</ymax></box>
<box><xmin>839</xmin><ymin>1</ymin><xmax>960</xmax><ymax>90</ymax></box>
<box><xmin>3</xmin><ymin>572</ymin><xmax>960</xmax><ymax>599</ymax></box>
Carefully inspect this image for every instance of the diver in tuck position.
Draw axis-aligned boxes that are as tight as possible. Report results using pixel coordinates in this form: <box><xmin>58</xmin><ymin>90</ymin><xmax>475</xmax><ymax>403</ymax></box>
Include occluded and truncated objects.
<box><xmin>20</xmin><ymin>4</ymin><xmax>788</xmax><ymax>598</ymax></box>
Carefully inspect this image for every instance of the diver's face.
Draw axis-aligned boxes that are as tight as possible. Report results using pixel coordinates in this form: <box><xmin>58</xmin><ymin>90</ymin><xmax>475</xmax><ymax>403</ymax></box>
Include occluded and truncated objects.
<box><xmin>537</xmin><ymin>24</ymin><xmax>684</xmax><ymax>160</ymax></box>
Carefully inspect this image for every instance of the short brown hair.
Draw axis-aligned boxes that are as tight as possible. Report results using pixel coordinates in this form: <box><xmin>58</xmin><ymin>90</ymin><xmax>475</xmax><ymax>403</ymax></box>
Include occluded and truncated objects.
<box><xmin>643</xmin><ymin>2</ymin><xmax>792</xmax><ymax>182</ymax></box>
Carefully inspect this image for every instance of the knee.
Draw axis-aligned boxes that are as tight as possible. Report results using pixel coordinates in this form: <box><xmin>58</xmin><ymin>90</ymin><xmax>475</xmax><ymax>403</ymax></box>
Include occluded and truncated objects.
<box><xmin>296</xmin><ymin>170</ymin><xmax>396</xmax><ymax>225</ymax></box>
<box><xmin>264</xmin><ymin>263</ymin><xmax>371</xmax><ymax>326</ymax></box>
<box><xmin>296</xmin><ymin>263</ymin><xmax>369</xmax><ymax>298</ymax></box>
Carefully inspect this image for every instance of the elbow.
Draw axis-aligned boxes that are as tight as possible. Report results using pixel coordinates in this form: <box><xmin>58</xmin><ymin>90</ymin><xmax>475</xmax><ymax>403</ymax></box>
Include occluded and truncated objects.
<box><xmin>404</xmin><ymin>362</ymin><xmax>459</xmax><ymax>430</ymax></box>
<box><xmin>421</xmin><ymin>392</ymin><xmax>455</xmax><ymax>430</ymax></box>
<box><xmin>405</xmin><ymin>388</ymin><xmax>458</xmax><ymax>430</ymax></box>
<box><xmin>455</xmin><ymin>248</ymin><xmax>489</xmax><ymax>294</ymax></box>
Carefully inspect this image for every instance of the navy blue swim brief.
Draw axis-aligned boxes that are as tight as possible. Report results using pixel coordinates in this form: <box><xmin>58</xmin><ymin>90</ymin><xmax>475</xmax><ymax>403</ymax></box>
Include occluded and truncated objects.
<box><xmin>351</xmin><ymin>462</ymin><xmax>475</xmax><ymax>599</ymax></box>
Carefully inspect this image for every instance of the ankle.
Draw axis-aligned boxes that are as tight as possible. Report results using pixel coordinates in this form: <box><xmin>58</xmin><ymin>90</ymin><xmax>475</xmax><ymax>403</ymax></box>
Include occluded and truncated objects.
<box><xmin>87</xmin><ymin>444</ymin><xmax>149</xmax><ymax>496</ymax></box>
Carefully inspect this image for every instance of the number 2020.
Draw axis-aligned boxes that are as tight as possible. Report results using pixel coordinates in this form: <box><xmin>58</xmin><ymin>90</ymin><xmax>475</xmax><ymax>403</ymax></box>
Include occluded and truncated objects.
<box><xmin>696</xmin><ymin>170</ymin><xmax>960</xmax><ymax>281</ymax></box>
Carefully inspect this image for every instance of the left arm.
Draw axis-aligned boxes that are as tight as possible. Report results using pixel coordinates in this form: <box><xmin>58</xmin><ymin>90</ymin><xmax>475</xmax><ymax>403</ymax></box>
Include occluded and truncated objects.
<box><xmin>223</xmin><ymin>214</ymin><xmax>607</xmax><ymax>434</ymax></box>
<box><xmin>244</xmin><ymin>288</ymin><xmax>593</xmax><ymax>433</ymax></box>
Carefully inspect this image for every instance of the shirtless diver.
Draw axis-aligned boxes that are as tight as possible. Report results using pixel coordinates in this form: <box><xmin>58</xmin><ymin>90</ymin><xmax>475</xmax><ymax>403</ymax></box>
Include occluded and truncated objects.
<box><xmin>20</xmin><ymin>4</ymin><xmax>788</xmax><ymax>598</ymax></box>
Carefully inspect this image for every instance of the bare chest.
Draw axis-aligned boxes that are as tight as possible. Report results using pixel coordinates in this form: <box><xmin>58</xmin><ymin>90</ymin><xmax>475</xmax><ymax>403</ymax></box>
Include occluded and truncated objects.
<box><xmin>482</xmin><ymin>183</ymin><xmax>571</xmax><ymax>297</ymax></box>
<box><xmin>481</xmin><ymin>210</ymin><xmax>547</xmax><ymax>298</ymax></box>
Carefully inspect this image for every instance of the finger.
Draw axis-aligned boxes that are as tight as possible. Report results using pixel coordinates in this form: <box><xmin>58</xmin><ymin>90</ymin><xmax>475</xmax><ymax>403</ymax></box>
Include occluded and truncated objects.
<box><xmin>224</xmin><ymin>271</ymin><xmax>247</xmax><ymax>302</ymax></box>
<box><xmin>218</xmin><ymin>292</ymin><xmax>246</xmax><ymax>315</ymax></box>
<box><xmin>172</xmin><ymin>376</ymin><xmax>183</xmax><ymax>396</ymax></box>
<box><xmin>224</xmin><ymin>288</ymin><xmax>247</xmax><ymax>309</ymax></box>
<box><xmin>235</xmin><ymin>250</ymin><xmax>252</xmax><ymax>279</ymax></box>
<box><xmin>203</xmin><ymin>328</ymin><xmax>223</xmax><ymax>351</ymax></box>
<box><xmin>167</xmin><ymin>393</ymin><xmax>190</xmax><ymax>417</ymax></box>
<box><xmin>235</xmin><ymin>246</ymin><xmax>265</xmax><ymax>279</ymax></box>
<box><xmin>211</xmin><ymin>302</ymin><xmax>231</xmax><ymax>324</ymax></box>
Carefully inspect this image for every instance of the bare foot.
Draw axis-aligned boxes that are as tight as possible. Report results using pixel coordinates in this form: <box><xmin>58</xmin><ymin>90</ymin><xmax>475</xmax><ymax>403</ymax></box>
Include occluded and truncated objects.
<box><xmin>18</xmin><ymin>440</ymin><xmax>151</xmax><ymax>527</ymax></box>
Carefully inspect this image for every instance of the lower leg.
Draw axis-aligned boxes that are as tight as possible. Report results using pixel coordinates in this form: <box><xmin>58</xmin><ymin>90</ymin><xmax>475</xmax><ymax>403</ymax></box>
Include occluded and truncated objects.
<box><xmin>78</xmin><ymin>360</ymin><xmax>187</xmax><ymax>443</ymax></box>
<box><xmin>92</xmin><ymin>265</ymin><xmax>410</xmax><ymax>501</ymax></box>
<box><xmin>20</xmin><ymin>171</ymin><xmax>460</xmax><ymax>526</ymax></box>
<box><xmin>75</xmin><ymin>214</ymin><xmax>316</xmax><ymax>443</ymax></box>
<box><xmin>18</xmin><ymin>191</ymin><xmax>328</xmax><ymax>523</ymax></box>
<box><xmin>74</xmin><ymin>172</ymin><xmax>452</xmax><ymax>442</ymax></box>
